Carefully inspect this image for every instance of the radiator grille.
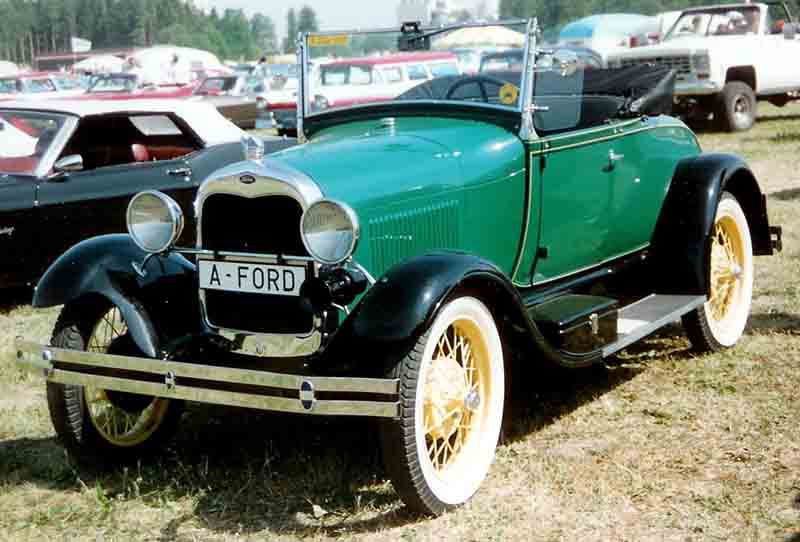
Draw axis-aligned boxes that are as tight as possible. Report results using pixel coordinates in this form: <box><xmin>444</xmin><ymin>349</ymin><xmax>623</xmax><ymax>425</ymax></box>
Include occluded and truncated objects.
<box><xmin>200</xmin><ymin>194</ymin><xmax>313</xmax><ymax>335</ymax></box>
<box><xmin>369</xmin><ymin>200</ymin><xmax>459</xmax><ymax>274</ymax></box>
<box><xmin>620</xmin><ymin>56</ymin><xmax>691</xmax><ymax>76</ymax></box>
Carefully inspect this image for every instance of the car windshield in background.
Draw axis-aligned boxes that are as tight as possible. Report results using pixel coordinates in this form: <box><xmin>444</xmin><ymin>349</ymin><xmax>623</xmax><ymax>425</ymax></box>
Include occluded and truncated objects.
<box><xmin>0</xmin><ymin>79</ymin><xmax>18</xmax><ymax>94</ymax></box>
<box><xmin>89</xmin><ymin>75</ymin><xmax>138</xmax><ymax>93</ymax></box>
<box><xmin>303</xmin><ymin>22</ymin><xmax>529</xmax><ymax>117</ymax></box>
<box><xmin>0</xmin><ymin>111</ymin><xmax>67</xmax><ymax>176</ymax></box>
<box><xmin>665</xmin><ymin>7</ymin><xmax>761</xmax><ymax>39</ymax></box>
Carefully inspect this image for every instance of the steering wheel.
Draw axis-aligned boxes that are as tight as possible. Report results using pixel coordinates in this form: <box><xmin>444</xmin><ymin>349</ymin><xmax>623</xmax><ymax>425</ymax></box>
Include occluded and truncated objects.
<box><xmin>444</xmin><ymin>75</ymin><xmax>515</xmax><ymax>103</ymax></box>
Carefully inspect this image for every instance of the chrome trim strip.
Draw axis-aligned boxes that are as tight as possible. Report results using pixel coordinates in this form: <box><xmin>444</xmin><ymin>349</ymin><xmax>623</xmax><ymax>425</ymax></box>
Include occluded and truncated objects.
<box><xmin>518</xmin><ymin>18</ymin><xmax>538</xmax><ymax>142</ymax></box>
<box><xmin>16</xmin><ymin>341</ymin><xmax>400</xmax><ymax>418</ymax></box>
<box><xmin>37</xmin><ymin>114</ymin><xmax>79</xmax><ymax>179</ymax></box>
<box><xmin>530</xmin><ymin>122</ymin><xmax>689</xmax><ymax>156</ymax></box>
<box><xmin>179</xmin><ymin>248</ymin><xmax>315</xmax><ymax>265</ymax></box>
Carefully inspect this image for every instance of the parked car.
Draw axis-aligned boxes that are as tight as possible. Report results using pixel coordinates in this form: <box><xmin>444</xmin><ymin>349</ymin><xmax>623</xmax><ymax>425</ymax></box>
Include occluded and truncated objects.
<box><xmin>16</xmin><ymin>20</ymin><xmax>782</xmax><ymax>517</ymax></box>
<box><xmin>558</xmin><ymin>13</ymin><xmax>659</xmax><ymax>64</ymax></box>
<box><xmin>607</xmin><ymin>2</ymin><xmax>800</xmax><ymax>131</ymax></box>
<box><xmin>256</xmin><ymin>75</ymin><xmax>299</xmax><ymax>135</ymax></box>
<box><xmin>83</xmin><ymin>73</ymin><xmax>195</xmax><ymax>100</ymax></box>
<box><xmin>0</xmin><ymin>100</ymin><xmax>294</xmax><ymax>290</ymax></box>
<box><xmin>192</xmin><ymin>74</ymin><xmax>260</xmax><ymax>129</ymax></box>
<box><xmin>0</xmin><ymin>72</ymin><xmax>86</xmax><ymax>100</ymax></box>
<box><xmin>480</xmin><ymin>46</ymin><xmax>603</xmax><ymax>72</ymax></box>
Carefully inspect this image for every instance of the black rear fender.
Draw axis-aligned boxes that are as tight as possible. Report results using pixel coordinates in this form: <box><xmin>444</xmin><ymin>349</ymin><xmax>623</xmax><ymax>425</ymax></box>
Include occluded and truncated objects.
<box><xmin>34</xmin><ymin>234</ymin><xmax>201</xmax><ymax>358</ymax></box>
<box><xmin>650</xmin><ymin>153</ymin><xmax>773</xmax><ymax>295</ymax></box>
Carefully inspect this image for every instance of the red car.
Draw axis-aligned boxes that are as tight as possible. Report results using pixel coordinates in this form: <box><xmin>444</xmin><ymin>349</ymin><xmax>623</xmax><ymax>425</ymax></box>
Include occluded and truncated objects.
<box><xmin>80</xmin><ymin>73</ymin><xmax>195</xmax><ymax>100</ymax></box>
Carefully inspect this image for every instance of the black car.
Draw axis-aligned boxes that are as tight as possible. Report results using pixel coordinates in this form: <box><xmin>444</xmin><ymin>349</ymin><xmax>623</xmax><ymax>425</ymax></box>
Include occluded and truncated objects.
<box><xmin>0</xmin><ymin>100</ymin><xmax>294</xmax><ymax>291</ymax></box>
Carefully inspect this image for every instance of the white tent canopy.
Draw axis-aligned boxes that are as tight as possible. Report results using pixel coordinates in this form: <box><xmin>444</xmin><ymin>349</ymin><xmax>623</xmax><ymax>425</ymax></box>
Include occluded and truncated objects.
<box><xmin>435</xmin><ymin>26</ymin><xmax>525</xmax><ymax>49</ymax></box>
<box><xmin>72</xmin><ymin>54</ymin><xmax>125</xmax><ymax>73</ymax></box>
<box><xmin>125</xmin><ymin>46</ymin><xmax>229</xmax><ymax>85</ymax></box>
<box><xmin>0</xmin><ymin>61</ymin><xmax>18</xmax><ymax>76</ymax></box>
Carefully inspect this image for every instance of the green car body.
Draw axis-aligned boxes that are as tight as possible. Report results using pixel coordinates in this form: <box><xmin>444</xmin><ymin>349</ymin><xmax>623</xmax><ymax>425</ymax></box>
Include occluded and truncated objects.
<box><xmin>17</xmin><ymin>20</ymin><xmax>783</xmax><ymax>517</ymax></box>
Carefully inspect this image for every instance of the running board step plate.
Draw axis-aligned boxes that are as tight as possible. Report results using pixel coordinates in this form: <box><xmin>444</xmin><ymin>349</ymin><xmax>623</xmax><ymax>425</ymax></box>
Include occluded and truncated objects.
<box><xmin>602</xmin><ymin>294</ymin><xmax>706</xmax><ymax>357</ymax></box>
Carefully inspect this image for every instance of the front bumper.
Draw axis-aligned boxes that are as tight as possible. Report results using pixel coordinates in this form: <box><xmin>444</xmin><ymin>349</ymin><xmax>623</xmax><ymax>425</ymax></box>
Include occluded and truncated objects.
<box><xmin>15</xmin><ymin>340</ymin><xmax>400</xmax><ymax>418</ymax></box>
<box><xmin>674</xmin><ymin>80</ymin><xmax>723</xmax><ymax>96</ymax></box>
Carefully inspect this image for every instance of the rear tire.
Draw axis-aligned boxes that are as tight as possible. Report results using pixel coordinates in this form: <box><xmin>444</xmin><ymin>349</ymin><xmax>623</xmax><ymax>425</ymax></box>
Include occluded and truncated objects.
<box><xmin>379</xmin><ymin>296</ymin><xmax>505</xmax><ymax>516</ymax></box>
<box><xmin>682</xmin><ymin>193</ymin><xmax>753</xmax><ymax>352</ymax></box>
<box><xmin>715</xmin><ymin>81</ymin><xmax>757</xmax><ymax>132</ymax></box>
<box><xmin>47</xmin><ymin>299</ymin><xmax>182</xmax><ymax>465</ymax></box>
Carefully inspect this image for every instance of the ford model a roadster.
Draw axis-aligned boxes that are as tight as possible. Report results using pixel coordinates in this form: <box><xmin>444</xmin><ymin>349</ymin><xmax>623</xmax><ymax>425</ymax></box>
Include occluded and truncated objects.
<box><xmin>17</xmin><ymin>20</ymin><xmax>782</xmax><ymax>516</ymax></box>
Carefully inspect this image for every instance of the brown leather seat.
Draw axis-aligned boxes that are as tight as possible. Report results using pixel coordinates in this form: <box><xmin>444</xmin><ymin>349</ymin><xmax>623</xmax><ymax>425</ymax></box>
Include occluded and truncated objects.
<box><xmin>131</xmin><ymin>144</ymin><xmax>150</xmax><ymax>162</ymax></box>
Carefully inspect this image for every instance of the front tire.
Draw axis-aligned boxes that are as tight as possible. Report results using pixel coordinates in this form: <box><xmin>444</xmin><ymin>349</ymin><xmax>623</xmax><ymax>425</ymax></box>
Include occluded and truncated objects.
<box><xmin>46</xmin><ymin>299</ymin><xmax>182</xmax><ymax>465</ymax></box>
<box><xmin>682</xmin><ymin>193</ymin><xmax>754</xmax><ymax>352</ymax></box>
<box><xmin>380</xmin><ymin>296</ymin><xmax>505</xmax><ymax>515</ymax></box>
<box><xmin>715</xmin><ymin>81</ymin><xmax>757</xmax><ymax>132</ymax></box>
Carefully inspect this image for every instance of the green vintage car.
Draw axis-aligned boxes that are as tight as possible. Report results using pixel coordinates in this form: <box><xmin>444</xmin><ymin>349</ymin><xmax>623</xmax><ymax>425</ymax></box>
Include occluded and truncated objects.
<box><xmin>16</xmin><ymin>20</ymin><xmax>782</xmax><ymax>515</ymax></box>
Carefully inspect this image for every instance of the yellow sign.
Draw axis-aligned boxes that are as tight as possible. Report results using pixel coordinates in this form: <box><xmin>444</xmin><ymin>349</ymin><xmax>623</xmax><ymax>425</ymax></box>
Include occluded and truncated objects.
<box><xmin>308</xmin><ymin>34</ymin><xmax>350</xmax><ymax>47</ymax></box>
<box><xmin>499</xmin><ymin>83</ymin><xmax>519</xmax><ymax>105</ymax></box>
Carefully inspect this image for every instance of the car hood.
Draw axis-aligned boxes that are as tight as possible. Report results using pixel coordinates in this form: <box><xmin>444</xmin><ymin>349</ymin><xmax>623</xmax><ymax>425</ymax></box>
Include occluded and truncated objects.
<box><xmin>271</xmin><ymin>117</ymin><xmax>469</xmax><ymax>209</ymax></box>
<box><xmin>609</xmin><ymin>36</ymin><xmax>726</xmax><ymax>58</ymax></box>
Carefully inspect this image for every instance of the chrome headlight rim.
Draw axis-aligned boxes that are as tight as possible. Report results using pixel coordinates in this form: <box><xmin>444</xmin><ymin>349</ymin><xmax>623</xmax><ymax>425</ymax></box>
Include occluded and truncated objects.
<box><xmin>300</xmin><ymin>199</ymin><xmax>360</xmax><ymax>265</ymax></box>
<box><xmin>126</xmin><ymin>190</ymin><xmax>184</xmax><ymax>254</ymax></box>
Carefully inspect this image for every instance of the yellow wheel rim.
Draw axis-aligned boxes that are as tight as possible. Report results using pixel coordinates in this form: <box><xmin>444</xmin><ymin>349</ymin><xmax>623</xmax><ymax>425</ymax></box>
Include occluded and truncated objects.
<box><xmin>709</xmin><ymin>216</ymin><xmax>745</xmax><ymax>323</ymax></box>
<box><xmin>84</xmin><ymin>307</ymin><xmax>169</xmax><ymax>447</ymax></box>
<box><xmin>422</xmin><ymin>319</ymin><xmax>491</xmax><ymax>474</ymax></box>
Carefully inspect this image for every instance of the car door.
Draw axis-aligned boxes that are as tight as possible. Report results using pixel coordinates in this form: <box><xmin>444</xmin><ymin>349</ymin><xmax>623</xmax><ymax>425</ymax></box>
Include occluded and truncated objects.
<box><xmin>36</xmin><ymin>114</ymin><xmax>205</xmax><ymax>265</ymax></box>
<box><xmin>517</xmin><ymin>65</ymin><xmax>646</xmax><ymax>286</ymax></box>
<box><xmin>0</xmin><ymin>176</ymin><xmax>39</xmax><ymax>288</ymax></box>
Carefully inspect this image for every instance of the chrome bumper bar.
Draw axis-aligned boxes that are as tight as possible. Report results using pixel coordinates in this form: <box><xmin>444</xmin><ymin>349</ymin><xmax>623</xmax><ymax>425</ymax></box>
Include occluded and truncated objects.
<box><xmin>15</xmin><ymin>341</ymin><xmax>400</xmax><ymax>418</ymax></box>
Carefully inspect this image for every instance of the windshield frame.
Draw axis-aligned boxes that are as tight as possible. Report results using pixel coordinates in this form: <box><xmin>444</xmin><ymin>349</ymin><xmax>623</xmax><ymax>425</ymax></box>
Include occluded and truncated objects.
<box><xmin>298</xmin><ymin>19</ymin><xmax>535</xmax><ymax>140</ymax></box>
<box><xmin>0</xmin><ymin>109</ymin><xmax>77</xmax><ymax>178</ymax></box>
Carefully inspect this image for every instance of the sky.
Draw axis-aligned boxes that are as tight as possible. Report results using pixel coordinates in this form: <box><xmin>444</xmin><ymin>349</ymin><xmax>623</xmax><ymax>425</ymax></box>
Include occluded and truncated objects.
<box><xmin>204</xmin><ymin>0</ymin><xmax>499</xmax><ymax>41</ymax></box>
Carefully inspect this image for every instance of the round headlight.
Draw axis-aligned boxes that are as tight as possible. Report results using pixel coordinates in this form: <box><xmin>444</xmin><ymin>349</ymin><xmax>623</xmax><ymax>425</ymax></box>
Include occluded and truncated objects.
<box><xmin>300</xmin><ymin>200</ymin><xmax>359</xmax><ymax>265</ymax></box>
<box><xmin>126</xmin><ymin>191</ymin><xmax>184</xmax><ymax>253</ymax></box>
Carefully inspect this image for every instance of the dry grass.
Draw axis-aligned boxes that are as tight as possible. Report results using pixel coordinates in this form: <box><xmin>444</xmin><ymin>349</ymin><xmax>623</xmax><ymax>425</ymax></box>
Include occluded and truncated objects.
<box><xmin>2</xmin><ymin>107</ymin><xmax>800</xmax><ymax>541</ymax></box>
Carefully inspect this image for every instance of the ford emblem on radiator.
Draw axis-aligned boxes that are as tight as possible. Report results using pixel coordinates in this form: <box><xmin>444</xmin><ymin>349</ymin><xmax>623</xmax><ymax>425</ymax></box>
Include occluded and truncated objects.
<box><xmin>239</xmin><ymin>174</ymin><xmax>256</xmax><ymax>185</ymax></box>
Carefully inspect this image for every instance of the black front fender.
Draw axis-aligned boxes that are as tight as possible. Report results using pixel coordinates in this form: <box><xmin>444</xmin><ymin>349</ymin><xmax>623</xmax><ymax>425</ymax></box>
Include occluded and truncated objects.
<box><xmin>318</xmin><ymin>252</ymin><xmax>538</xmax><ymax>376</ymax></box>
<box><xmin>34</xmin><ymin>234</ymin><xmax>200</xmax><ymax>358</ymax></box>
<box><xmin>650</xmin><ymin>153</ymin><xmax>773</xmax><ymax>295</ymax></box>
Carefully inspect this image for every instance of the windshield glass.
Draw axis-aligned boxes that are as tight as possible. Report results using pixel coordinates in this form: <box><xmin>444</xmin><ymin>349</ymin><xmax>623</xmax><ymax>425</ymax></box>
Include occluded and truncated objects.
<box><xmin>303</xmin><ymin>21</ymin><xmax>529</xmax><ymax>117</ymax></box>
<box><xmin>0</xmin><ymin>111</ymin><xmax>68</xmax><ymax>176</ymax></box>
<box><xmin>665</xmin><ymin>6</ymin><xmax>761</xmax><ymax>39</ymax></box>
<box><xmin>89</xmin><ymin>75</ymin><xmax>138</xmax><ymax>93</ymax></box>
<box><xmin>0</xmin><ymin>78</ymin><xmax>19</xmax><ymax>94</ymax></box>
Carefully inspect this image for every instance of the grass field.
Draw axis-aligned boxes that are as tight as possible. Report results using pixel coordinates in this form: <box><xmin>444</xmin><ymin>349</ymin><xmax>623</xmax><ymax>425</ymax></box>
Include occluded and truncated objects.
<box><xmin>1</xmin><ymin>105</ymin><xmax>800</xmax><ymax>541</ymax></box>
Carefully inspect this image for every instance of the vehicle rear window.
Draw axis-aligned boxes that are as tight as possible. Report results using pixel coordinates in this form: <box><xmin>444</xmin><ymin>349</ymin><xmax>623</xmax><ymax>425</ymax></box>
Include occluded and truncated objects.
<box><xmin>130</xmin><ymin>115</ymin><xmax>182</xmax><ymax>136</ymax></box>
<box><xmin>381</xmin><ymin>67</ymin><xmax>404</xmax><ymax>83</ymax></box>
<box><xmin>429</xmin><ymin>62</ymin><xmax>459</xmax><ymax>78</ymax></box>
<box><xmin>407</xmin><ymin>64</ymin><xmax>428</xmax><ymax>81</ymax></box>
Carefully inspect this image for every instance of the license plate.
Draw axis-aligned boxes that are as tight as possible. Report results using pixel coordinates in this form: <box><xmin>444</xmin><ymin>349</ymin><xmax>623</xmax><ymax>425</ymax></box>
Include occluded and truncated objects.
<box><xmin>198</xmin><ymin>260</ymin><xmax>306</xmax><ymax>296</ymax></box>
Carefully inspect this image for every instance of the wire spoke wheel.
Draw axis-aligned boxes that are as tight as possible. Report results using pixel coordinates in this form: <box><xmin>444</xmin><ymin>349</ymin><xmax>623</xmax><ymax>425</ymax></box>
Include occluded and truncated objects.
<box><xmin>83</xmin><ymin>307</ymin><xmax>170</xmax><ymax>448</ymax></box>
<box><xmin>381</xmin><ymin>295</ymin><xmax>504</xmax><ymax>515</ymax></box>
<box><xmin>683</xmin><ymin>192</ymin><xmax>753</xmax><ymax>351</ymax></box>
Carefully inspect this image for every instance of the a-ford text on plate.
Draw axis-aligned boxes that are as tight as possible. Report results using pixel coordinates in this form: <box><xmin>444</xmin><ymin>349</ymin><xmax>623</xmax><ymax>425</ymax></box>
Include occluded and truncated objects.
<box><xmin>199</xmin><ymin>261</ymin><xmax>305</xmax><ymax>296</ymax></box>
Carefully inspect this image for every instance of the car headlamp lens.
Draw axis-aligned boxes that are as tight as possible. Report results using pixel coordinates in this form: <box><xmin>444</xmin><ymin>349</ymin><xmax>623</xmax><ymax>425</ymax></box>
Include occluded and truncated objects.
<box><xmin>301</xmin><ymin>200</ymin><xmax>359</xmax><ymax>265</ymax></box>
<box><xmin>126</xmin><ymin>191</ymin><xmax>184</xmax><ymax>253</ymax></box>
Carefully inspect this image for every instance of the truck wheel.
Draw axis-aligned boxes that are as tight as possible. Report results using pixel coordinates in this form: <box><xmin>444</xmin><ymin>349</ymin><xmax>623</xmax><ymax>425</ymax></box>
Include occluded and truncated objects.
<box><xmin>682</xmin><ymin>193</ymin><xmax>753</xmax><ymax>352</ymax></box>
<box><xmin>380</xmin><ymin>296</ymin><xmax>505</xmax><ymax>515</ymax></box>
<box><xmin>715</xmin><ymin>82</ymin><xmax>757</xmax><ymax>132</ymax></box>
<box><xmin>46</xmin><ymin>299</ymin><xmax>182</xmax><ymax>465</ymax></box>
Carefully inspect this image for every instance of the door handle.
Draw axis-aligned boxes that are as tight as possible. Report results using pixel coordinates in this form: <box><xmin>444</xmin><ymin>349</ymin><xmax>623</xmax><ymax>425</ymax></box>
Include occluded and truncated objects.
<box><xmin>608</xmin><ymin>149</ymin><xmax>624</xmax><ymax>169</ymax></box>
<box><xmin>167</xmin><ymin>167</ymin><xmax>192</xmax><ymax>179</ymax></box>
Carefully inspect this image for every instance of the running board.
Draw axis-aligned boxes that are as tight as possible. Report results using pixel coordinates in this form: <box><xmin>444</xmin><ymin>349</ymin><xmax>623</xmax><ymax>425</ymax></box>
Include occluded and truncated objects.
<box><xmin>602</xmin><ymin>294</ymin><xmax>706</xmax><ymax>357</ymax></box>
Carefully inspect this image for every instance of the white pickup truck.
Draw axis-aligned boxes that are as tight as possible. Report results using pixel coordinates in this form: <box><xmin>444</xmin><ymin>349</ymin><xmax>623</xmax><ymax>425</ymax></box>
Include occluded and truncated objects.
<box><xmin>607</xmin><ymin>2</ymin><xmax>800</xmax><ymax>131</ymax></box>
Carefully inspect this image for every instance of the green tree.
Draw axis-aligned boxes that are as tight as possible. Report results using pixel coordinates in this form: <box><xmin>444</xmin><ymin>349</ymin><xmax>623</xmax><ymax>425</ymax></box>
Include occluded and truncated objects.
<box><xmin>251</xmin><ymin>13</ymin><xmax>278</xmax><ymax>54</ymax></box>
<box><xmin>283</xmin><ymin>8</ymin><xmax>297</xmax><ymax>53</ymax></box>
<box><xmin>297</xmin><ymin>5</ymin><xmax>319</xmax><ymax>34</ymax></box>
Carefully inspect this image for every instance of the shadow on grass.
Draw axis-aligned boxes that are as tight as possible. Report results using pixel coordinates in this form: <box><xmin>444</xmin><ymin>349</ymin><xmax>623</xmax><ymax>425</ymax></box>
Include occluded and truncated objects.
<box><xmin>0</xmin><ymin>287</ymin><xmax>33</xmax><ymax>315</ymax></box>
<box><xmin>0</xmin><ymin>312</ymin><xmax>790</xmax><ymax>537</ymax></box>
<box><xmin>770</xmin><ymin>187</ymin><xmax>800</xmax><ymax>202</ymax></box>
<box><xmin>748</xmin><ymin>312</ymin><xmax>800</xmax><ymax>334</ymax></box>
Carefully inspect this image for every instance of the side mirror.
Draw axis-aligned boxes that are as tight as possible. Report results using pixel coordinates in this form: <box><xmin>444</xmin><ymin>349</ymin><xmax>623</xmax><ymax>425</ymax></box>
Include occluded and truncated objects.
<box><xmin>53</xmin><ymin>154</ymin><xmax>83</xmax><ymax>173</ymax></box>
<box><xmin>784</xmin><ymin>22</ymin><xmax>797</xmax><ymax>39</ymax></box>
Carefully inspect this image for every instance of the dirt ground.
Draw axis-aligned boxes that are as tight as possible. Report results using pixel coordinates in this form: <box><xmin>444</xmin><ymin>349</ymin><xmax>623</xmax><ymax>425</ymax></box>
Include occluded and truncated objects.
<box><xmin>1</xmin><ymin>105</ymin><xmax>799</xmax><ymax>542</ymax></box>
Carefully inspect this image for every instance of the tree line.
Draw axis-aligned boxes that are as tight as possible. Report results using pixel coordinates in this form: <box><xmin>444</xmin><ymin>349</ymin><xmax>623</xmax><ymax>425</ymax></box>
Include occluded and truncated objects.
<box><xmin>0</xmin><ymin>0</ymin><xmax>321</xmax><ymax>66</ymax></box>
